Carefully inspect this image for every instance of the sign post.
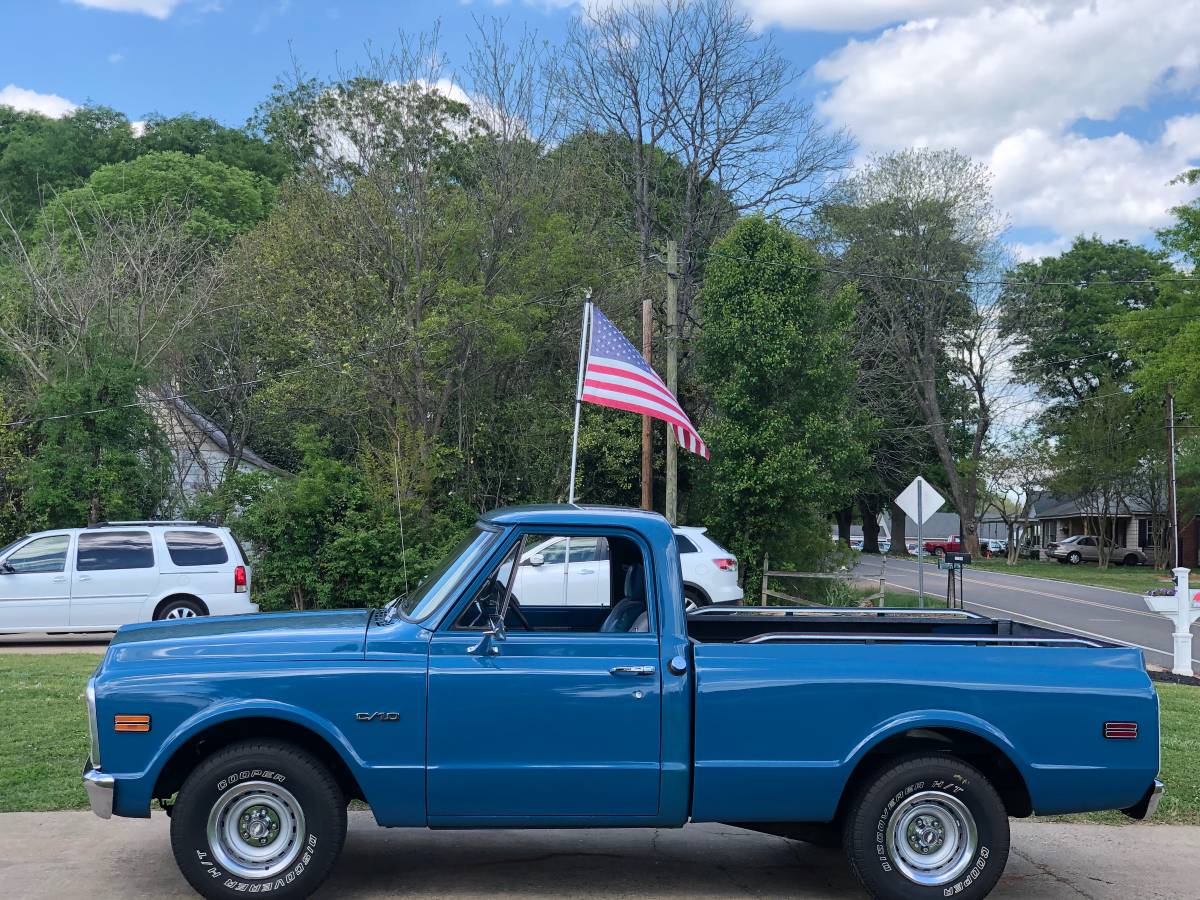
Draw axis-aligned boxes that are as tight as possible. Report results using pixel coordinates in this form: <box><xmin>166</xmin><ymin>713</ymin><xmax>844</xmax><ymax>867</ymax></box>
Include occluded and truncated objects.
<box><xmin>895</xmin><ymin>476</ymin><xmax>947</xmax><ymax>608</ymax></box>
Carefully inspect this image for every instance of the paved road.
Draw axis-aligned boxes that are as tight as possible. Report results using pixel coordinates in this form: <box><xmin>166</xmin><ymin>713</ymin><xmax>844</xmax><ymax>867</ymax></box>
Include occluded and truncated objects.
<box><xmin>0</xmin><ymin>632</ymin><xmax>112</xmax><ymax>654</ymax></box>
<box><xmin>1</xmin><ymin>811</ymin><xmax>1194</xmax><ymax>900</ymax></box>
<box><xmin>867</xmin><ymin>557</ymin><xmax>1200</xmax><ymax>668</ymax></box>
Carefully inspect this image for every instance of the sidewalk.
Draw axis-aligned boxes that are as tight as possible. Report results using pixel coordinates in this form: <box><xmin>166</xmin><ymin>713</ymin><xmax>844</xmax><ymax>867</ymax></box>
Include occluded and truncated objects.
<box><xmin>0</xmin><ymin>811</ymin><xmax>1193</xmax><ymax>899</ymax></box>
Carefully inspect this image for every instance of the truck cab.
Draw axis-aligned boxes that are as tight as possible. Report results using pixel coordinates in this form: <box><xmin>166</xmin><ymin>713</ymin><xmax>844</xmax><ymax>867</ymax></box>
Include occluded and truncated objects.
<box><xmin>84</xmin><ymin>505</ymin><xmax>1161</xmax><ymax>900</ymax></box>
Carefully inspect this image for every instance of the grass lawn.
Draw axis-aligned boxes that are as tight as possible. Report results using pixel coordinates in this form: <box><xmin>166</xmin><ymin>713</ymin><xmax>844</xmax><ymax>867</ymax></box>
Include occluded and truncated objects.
<box><xmin>916</xmin><ymin>554</ymin><xmax>1172</xmax><ymax>595</ymax></box>
<box><xmin>0</xmin><ymin>653</ymin><xmax>1196</xmax><ymax>826</ymax></box>
<box><xmin>0</xmin><ymin>653</ymin><xmax>102</xmax><ymax>812</ymax></box>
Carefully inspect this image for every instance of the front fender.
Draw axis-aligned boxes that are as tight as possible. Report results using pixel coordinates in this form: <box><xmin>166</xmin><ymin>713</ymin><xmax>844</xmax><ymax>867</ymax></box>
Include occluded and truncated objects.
<box><xmin>112</xmin><ymin>699</ymin><xmax>367</xmax><ymax>818</ymax></box>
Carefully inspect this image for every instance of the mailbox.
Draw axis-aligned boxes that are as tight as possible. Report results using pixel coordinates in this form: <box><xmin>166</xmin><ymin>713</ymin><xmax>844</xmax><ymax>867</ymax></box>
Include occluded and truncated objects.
<box><xmin>1143</xmin><ymin>567</ymin><xmax>1199</xmax><ymax>677</ymax></box>
<box><xmin>943</xmin><ymin>551</ymin><xmax>971</xmax><ymax>566</ymax></box>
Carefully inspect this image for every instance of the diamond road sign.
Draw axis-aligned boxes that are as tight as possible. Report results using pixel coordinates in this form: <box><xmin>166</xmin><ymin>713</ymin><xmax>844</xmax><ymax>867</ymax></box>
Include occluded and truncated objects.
<box><xmin>895</xmin><ymin>476</ymin><xmax>946</xmax><ymax>526</ymax></box>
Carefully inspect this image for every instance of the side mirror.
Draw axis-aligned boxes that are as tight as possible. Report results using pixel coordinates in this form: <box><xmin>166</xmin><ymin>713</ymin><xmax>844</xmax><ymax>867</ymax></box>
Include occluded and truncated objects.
<box><xmin>0</xmin><ymin>562</ymin><xmax>12</xmax><ymax>574</ymax></box>
<box><xmin>525</xmin><ymin>553</ymin><xmax>545</xmax><ymax>568</ymax></box>
<box><xmin>468</xmin><ymin>615</ymin><xmax>507</xmax><ymax>656</ymax></box>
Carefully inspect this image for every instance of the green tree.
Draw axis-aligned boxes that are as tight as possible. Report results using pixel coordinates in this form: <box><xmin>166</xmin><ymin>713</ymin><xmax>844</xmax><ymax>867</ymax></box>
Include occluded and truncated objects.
<box><xmin>999</xmin><ymin>236</ymin><xmax>1172</xmax><ymax>409</ymax></box>
<box><xmin>139</xmin><ymin>114</ymin><xmax>289</xmax><ymax>183</ymax></box>
<box><xmin>23</xmin><ymin>357</ymin><xmax>170</xmax><ymax>527</ymax></box>
<box><xmin>696</xmin><ymin>216</ymin><xmax>865</xmax><ymax>583</ymax></box>
<box><xmin>40</xmin><ymin>150</ymin><xmax>274</xmax><ymax>244</ymax></box>
<box><xmin>0</xmin><ymin>105</ymin><xmax>137</xmax><ymax>229</ymax></box>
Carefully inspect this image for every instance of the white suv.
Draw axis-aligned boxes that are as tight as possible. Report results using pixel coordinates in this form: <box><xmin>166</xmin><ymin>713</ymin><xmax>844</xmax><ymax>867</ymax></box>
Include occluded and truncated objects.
<box><xmin>0</xmin><ymin>521</ymin><xmax>256</xmax><ymax>633</ymax></box>
<box><xmin>512</xmin><ymin>526</ymin><xmax>743</xmax><ymax>608</ymax></box>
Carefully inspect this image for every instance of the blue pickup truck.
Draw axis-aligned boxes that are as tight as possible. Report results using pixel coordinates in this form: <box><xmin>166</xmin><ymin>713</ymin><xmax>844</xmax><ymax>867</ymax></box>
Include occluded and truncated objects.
<box><xmin>83</xmin><ymin>505</ymin><xmax>1162</xmax><ymax>900</ymax></box>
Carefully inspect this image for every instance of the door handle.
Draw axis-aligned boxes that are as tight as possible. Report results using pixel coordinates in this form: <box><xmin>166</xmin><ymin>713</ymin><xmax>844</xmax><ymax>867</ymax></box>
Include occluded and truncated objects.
<box><xmin>609</xmin><ymin>665</ymin><xmax>655</xmax><ymax>676</ymax></box>
<box><xmin>52</xmin><ymin>576</ymin><xmax>67</xmax><ymax>583</ymax></box>
<box><xmin>576</xmin><ymin>568</ymin><xmax>596</xmax><ymax>575</ymax></box>
<box><xmin>77</xmin><ymin>575</ymin><xmax>91</xmax><ymax>582</ymax></box>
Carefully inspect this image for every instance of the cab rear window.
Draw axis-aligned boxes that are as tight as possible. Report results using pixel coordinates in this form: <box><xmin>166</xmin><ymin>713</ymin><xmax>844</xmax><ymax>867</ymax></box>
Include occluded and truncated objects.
<box><xmin>165</xmin><ymin>530</ymin><xmax>229</xmax><ymax>566</ymax></box>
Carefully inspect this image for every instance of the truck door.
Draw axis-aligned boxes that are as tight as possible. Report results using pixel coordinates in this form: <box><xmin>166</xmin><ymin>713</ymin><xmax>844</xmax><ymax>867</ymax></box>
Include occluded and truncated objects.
<box><xmin>427</xmin><ymin>530</ymin><xmax>662</xmax><ymax>822</ymax></box>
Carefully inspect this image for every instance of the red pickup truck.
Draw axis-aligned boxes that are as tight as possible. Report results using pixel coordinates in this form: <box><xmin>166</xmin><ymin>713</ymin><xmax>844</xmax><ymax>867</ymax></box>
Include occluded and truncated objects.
<box><xmin>922</xmin><ymin>534</ymin><xmax>963</xmax><ymax>557</ymax></box>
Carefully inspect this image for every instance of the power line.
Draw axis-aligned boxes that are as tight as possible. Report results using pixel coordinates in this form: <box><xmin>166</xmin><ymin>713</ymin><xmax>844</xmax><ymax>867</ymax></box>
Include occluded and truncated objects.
<box><xmin>682</xmin><ymin>244</ymin><xmax>1200</xmax><ymax>288</ymax></box>
<box><xmin>0</xmin><ymin>262</ymin><xmax>641</xmax><ymax>430</ymax></box>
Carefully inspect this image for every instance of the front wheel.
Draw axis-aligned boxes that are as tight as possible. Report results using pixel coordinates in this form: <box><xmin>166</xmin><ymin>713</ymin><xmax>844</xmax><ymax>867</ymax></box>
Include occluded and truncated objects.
<box><xmin>842</xmin><ymin>754</ymin><xmax>1009</xmax><ymax>900</ymax></box>
<box><xmin>170</xmin><ymin>740</ymin><xmax>347</xmax><ymax>899</ymax></box>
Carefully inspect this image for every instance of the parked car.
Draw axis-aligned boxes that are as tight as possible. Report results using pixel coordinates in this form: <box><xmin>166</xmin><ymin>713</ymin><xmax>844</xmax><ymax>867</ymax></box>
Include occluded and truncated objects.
<box><xmin>981</xmin><ymin>539</ymin><xmax>1007</xmax><ymax>558</ymax></box>
<box><xmin>511</xmin><ymin>526</ymin><xmax>742</xmax><ymax>609</ymax></box>
<box><xmin>84</xmin><ymin>504</ymin><xmax>1161</xmax><ymax>900</ymax></box>
<box><xmin>922</xmin><ymin>534</ymin><xmax>963</xmax><ymax>557</ymax></box>
<box><xmin>0</xmin><ymin>521</ymin><xmax>254</xmax><ymax>632</ymax></box>
<box><xmin>1050</xmin><ymin>535</ymin><xmax>1147</xmax><ymax>567</ymax></box>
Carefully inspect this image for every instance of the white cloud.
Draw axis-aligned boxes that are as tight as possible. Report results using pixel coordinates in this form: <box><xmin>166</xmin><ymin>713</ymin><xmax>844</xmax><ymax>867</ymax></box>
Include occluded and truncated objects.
<box><xmin>740</xmin><ymin>0</ymin><xmax>984</xmax><ymax>32</ymax></box>
<box><xmin>108</xmin><ymin>52</ymin><xmax>125</xmax><ymax>64</ymax></box>
<box><xmin>0</xmin><ymin>84</ymin><xmax>79</xmax><ymax>118</ymax></box>
<box><xmin>68</xmin><ymin>0</ymin><xmax>186</xmax><ymax>18</ymax></box>
<box><xmin>812</xmin><ymin>0</ymin><xmax>1200</xmax><ymax>243</ymax></box>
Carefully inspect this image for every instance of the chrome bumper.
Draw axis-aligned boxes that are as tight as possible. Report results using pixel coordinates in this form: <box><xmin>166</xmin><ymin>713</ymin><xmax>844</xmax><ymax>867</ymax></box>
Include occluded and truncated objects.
<box><xmin>83</xmin><ymin>758</ymin><xmax>114</xmax><ymax>819</ymax></box>
<box><xmin>1121</xmin><ymin>779</ymin><xmax>1164</xmax><ymax>821</ymax></box>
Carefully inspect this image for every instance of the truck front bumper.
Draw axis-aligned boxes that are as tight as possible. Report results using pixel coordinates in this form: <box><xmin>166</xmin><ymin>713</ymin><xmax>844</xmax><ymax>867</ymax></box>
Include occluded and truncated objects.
<box><xmin>83</xmin><ymin>758</ymin><xmax>114</xmax><ymax>819</ymax></box>
<box><xmin>1121</xmin><ymin>779</ymin><xmax>1164</xmax><ymax>821</ymax></box>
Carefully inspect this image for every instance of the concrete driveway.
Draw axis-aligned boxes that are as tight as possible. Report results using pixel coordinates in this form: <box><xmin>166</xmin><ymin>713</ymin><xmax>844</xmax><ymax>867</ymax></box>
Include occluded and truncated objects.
<box><xmin>1</xmin><ymin>811</ymin><xmax>1194</xmax><ymax>899</ymax></box>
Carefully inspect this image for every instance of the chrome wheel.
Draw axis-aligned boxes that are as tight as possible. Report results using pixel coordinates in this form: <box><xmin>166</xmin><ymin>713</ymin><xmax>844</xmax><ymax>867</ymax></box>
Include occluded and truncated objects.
<box><xmin>885</xmin><ymin>791</ymin><xmax>978</xmax><ymax>887</ymax></box>
<box><xmin>207</xmin><ymin>781</ymin><xmax>306</xmax><ymax>880</ymax></box>
<box><xmin>164</xmin><ymin>606</ymin><xmax>197</xmax><ymax>619</ymax></box>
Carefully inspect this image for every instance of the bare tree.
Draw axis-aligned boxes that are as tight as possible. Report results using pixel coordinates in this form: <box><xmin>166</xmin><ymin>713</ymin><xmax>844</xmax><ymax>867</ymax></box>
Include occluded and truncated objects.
<box><xmin>559</xmin><ymin>0</ymin><xmax>852</xmax><ymax>325</ymax></box>
<box><xmin>823</xmin><ymin>149</ymin><xmax>1011</xmax><ymax>558</ymax></box>
<box><xmin>981</xmin><ymin>431</ymin><xmax>1050</xmax><ymax>564</ymax></box>
<box><xmin>0</xmin><ymin>200</ymin><xmax>221</xmax><ymax>385</ymax></box>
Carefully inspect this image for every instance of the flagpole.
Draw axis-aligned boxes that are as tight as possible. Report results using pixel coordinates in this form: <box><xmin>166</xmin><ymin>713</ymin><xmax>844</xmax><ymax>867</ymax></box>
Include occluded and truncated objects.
<box><xmin>567</xmin><ymin>294</ymin><xmax>592</xmax><ymax>505</ymax></box>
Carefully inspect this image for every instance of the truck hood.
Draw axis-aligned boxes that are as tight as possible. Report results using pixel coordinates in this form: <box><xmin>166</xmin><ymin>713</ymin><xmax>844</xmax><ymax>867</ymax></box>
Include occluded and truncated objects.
<box><xmin>104</xmin><ymin>609</ymin><xmax>371</xmax><ymax>666</ymax></box>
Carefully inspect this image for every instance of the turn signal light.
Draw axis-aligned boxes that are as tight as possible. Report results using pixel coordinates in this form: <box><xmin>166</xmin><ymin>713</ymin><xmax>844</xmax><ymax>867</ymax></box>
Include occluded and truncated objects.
<box><xmin>713</xmin><ymin>558</ymin><xmax>737</xmax><ymax>572</ymax></box>
<box><xmin>234</xmin><ymin>565</ymin><xmax>248</xmax><ymax>593</ymax></box>
<box><xmin>114</xmin><ymin>714</ymin><xmax>151</xmax><ymax>733</ymax></box>
<box><xmin>1104</xmin><ymin>721</ymin><xmax>1138</xmax><ymax>740</ymax></box>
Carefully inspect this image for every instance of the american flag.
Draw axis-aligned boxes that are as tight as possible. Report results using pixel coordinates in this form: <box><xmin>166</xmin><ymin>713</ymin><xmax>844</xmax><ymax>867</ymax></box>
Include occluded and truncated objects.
<box><xmin>581</xmin><ymin>306</ymin><xmax>709</xmax><ymax>459</ymax></box>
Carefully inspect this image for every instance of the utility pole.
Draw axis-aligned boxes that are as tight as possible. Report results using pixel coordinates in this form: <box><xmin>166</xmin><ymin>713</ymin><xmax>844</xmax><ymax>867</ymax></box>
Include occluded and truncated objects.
<box><xmin>664</xmin><ymin>241</ymin><xmax>679</xmax><ymax>524</ymax></box>
<box><xmin>1167</xmin><ymin>382</ymin><xmax>1179</xmax><ymax>569</ymax></box>
<box><xmin>641</xmin><ymin>272</ymin><xmax>653</xmax><ymax>511</ymax></box>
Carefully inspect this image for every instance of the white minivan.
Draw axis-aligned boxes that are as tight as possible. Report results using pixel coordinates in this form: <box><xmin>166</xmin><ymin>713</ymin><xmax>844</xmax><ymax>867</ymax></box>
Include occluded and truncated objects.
<box><xmin>0</xmin><ymin>521</ymin><xmax>256</xmax><ymax>633</ymax></box>
<box><xmin>511</xmin><ymin>525</ymin><xmax>743</xmax><ymax>609</ymax></box>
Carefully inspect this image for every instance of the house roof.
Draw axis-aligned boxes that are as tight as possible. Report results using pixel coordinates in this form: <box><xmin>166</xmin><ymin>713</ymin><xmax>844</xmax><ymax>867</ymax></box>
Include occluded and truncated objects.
<box><xmin>162</xmin><ymin>394</ymin><xmax>284</xmax><ymax>474</ymax></box>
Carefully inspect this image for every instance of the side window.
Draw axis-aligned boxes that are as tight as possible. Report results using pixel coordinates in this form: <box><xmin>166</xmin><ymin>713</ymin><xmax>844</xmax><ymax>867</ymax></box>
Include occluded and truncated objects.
<box><xmin>463</xmin><ymin>533</ymin><xmax>651</xmax><ymax>634</ymax></box>
<box><xmin>77</xmin><ymin>531</ymin><xmax>154</xmax><ymax>571</ymax></box>
<box><xmin>165</xmin><ymin>530</ymin><xmax>229</xmax><ymax>566</ymax></box>
<box><xmin>675</xmin><ymin>534</ymin><xmax>699</xmax><ymax>554</ymax></box>
<box><xmin>6</xmin><ymin>535</ymin><xmax>70</xmax><ymax>574</ymax></box>
<box><xmin>538</xmin><ymin>540</ymin><xmax>568</xmax><ymax>565</ymax></box>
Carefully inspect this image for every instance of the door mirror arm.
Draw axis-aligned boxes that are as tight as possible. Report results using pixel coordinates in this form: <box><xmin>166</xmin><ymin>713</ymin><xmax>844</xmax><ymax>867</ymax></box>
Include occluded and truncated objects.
<box><xmin>0</xmin><ymin>562</ymin><xmax>13</xmax><ymax>574</ymax></box>
<box><xmin>468</xmin><ymin>615</ymin><xmax>507</xmax><ymax>656</ymax></box>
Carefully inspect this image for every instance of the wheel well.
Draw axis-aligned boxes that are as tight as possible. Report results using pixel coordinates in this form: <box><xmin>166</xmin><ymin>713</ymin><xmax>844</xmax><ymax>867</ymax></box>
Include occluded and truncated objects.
<box><xmin>153</xmin><ymin>594</ymin><xmax>209</xmax><ymax>619</ymax></box>
<box><xmin>683</xmin><ymin>583</ymin><xmax>711</xmax><ymax>604</ymax></box>
<box><xmin>152</xmin><ymin>717</ymin><xmax>365</xmax><ymax>805</ymax></box>
<box><xmin>835</xmin><ymin>727</ymin><xmax>1033</xmax><ymax>822</ymax></box>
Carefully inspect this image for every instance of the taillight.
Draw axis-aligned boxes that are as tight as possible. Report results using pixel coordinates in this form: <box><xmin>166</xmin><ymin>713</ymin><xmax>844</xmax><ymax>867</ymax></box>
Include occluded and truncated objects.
<box><xmin>234</xmin><ymin>565</ymin><xmax>248</xmax><ymax>593</ymax></box>
<box><xmin>713</xmin><ymin>558</ymin><xmax>737</xmax><ymax>572</ymax></box>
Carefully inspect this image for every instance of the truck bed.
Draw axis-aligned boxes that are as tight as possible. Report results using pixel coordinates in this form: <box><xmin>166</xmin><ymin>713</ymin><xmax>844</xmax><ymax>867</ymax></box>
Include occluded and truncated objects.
<box><xmin>686</xmin><ymin>606</ymin><xmax>1116</xmax><ymax>648</ymax></box>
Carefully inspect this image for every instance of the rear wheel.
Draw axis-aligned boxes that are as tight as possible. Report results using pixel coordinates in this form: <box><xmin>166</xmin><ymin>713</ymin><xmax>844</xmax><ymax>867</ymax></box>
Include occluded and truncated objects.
<box><xmin>156</xmin><ymin>597</ymin><xmax>206</xmax><ymax>620</ymax></box>
<box><xmin>934</xmin><ymin>547</ymin><xmax>945</xmax><ymax>559</ymax></box>
<box><xmin>170</xmin><ymin>740</ymin><xmax>346</xmax><ymax>899</ymax></box>
<box><xmin>1124</xmin><ymin>554</ymin><xmax>1140</xmax><ymax>567</ymax></box>
<box><xmin>843</xmin><ymin>754</ymin><xmax>1008</xmax><ymax>900</ymax></box>
<box><xmin>684</xmin><ymin>586</ymin><xmax>711</xmax><ymax>610</ymax></box>
<box><xmin>1067</xmin><ymin>551</ymin><xmax>1082</xmax><ymax>565</ymax></box>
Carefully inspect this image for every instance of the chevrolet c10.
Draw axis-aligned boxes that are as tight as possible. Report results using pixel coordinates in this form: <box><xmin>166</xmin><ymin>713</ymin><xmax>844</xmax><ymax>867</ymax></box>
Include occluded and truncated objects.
<box><xmin>83</xmin><ymin>505</ymin><xmax>1162</xmax><ymax>899</ymax></box>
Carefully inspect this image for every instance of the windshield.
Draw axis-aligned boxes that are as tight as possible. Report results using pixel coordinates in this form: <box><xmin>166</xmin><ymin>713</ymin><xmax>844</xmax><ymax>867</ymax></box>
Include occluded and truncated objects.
<box><xmin>392</xmin><ymin>525</ymin><xmax>499</xmax><ymax>623</ymax></box>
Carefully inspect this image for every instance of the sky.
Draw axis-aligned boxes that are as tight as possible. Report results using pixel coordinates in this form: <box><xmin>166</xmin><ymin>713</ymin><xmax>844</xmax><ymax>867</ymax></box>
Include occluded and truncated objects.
<box><xmin>3</xmin><ymin>0</ymin><xmax>1199</xmax><ymax>260</ymax></box>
